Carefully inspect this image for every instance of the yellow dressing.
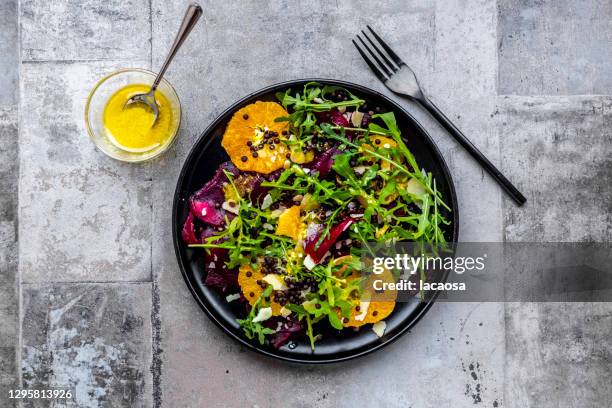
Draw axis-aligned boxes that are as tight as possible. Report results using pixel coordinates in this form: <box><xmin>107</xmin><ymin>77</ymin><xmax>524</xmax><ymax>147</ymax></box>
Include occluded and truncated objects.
<box><xmin>103</xmin><ymin>84</ymin><xmax>174</xmax><ymax>153</ymax></box>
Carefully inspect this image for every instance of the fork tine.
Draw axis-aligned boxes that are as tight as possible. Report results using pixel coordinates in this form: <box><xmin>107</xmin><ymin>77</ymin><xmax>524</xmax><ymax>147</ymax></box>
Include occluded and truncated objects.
<box><xmin>356</xmin><ymin>34</ymin><xmax>394</xmax><ymax>77</ymax></box>
<box><xmin>352</xmin><ymin>39</ymin><xmax>389</xmax><ymax>81</ymax></box>
<box><xmin>367</xmin><ymin>25</ymin><xmax>404</xmax><ymax>66</ymax></box>
<box><xmin>361</xmin><ymin>30</ymin><xmax>399</xmax><ymax>72</ymax></box>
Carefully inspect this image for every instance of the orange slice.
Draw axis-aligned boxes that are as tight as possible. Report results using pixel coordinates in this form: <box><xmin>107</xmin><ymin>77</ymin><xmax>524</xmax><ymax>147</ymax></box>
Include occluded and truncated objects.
<box><xmin>362</xmin><ymin>136</ymin><xmax>398</xmax><ymax>171</ymax></box>
<box><xmin>342</xmin><ymin>268</ymin><xmax>397</xmax><ymax>327</ymax></box>
<box><xmin>275</xmin><ymin>205</ymin><xmax>303</xmax><ymax>241</ymax></box>
<box><xmin>222</xmin><ymin>101</ymin><xmax>290</xmax><ymax>174</ymax></box>
<box><xmin>290</xmin><ymin>149</ymin><xmax>315</xmax><ymax>164</ymax></box>
<box><xmin>364</xmin><ymin>135</ymin><xmax>397</xmax><ymax>149</ymax></box>
<box><xmin>238</xmin><ymin>264</ymin><xmax>283</xmax><ymax>315</ymax></box>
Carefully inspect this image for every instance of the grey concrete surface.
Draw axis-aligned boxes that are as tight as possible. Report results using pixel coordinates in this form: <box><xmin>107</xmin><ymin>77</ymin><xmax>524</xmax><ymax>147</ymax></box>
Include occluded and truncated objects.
<box><xmin>505</xmin><ymin>302</ymin><xmax>612</xmax><ymax>408</ymax></box>
<box><xmin>20</xmin><ymin>0</ymin><xmax>151</xmax><ymax>62</ymax></box>
<box><xmin>0</xmin><ymin>0</ymin><xmax>609</xmax><ymax>407</ymax></box>
<box><xmin>0</xmin><ymin>2</ymin><xmax>19</xmax><ymax>407</ymax></box>
<box><xmin>0</xmin><ymin>108</ymin><xmax>18</xmax><ymax>408</ymax></box>
<box><xmin>498</xmin><ymin>96</ymin><xmax>612</xmax><ymax>408</ymax></box>
<box><xmin>0</xmin><ymin>0</ymin><xmax>18</xmax><ymax>105</ymax></box>
<box><xmin>19</xmin><ymin>61</ymin><xmax>153</xmax><ymax>283</ymax></box>
<box><xmin>21</xmin><ymin>283</ymin><xmax>152</xmax><ymax>407</ymax></box>
<box><xmin>498</xmin><ymin>96</ymin><xmax>612</xmax><ymax>241</ymax></box>
<box><xmin>498</xmin><ymin>0</ymin><xmax>612</xmax><ymax>95</ymax></box>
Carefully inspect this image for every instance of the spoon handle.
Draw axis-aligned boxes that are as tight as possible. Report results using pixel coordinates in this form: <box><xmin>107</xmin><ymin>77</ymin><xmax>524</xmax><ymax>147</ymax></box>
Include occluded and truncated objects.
<box><xmin>152</xmin><ymin>3</ymin><xmax>203</xmax><ymax>91</ymax></box>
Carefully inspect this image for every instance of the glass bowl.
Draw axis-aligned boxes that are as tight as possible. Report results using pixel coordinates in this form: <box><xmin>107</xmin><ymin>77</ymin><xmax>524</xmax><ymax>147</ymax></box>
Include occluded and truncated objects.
<box><xmin>85</xmin><ymin>68</ymin><xmax>182</xmax><ymax>162</ymax></box>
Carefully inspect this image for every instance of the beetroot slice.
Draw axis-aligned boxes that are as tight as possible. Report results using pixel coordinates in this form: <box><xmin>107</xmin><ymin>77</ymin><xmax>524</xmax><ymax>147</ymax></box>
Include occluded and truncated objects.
<box><xmin>186</xmin><ymin>217</ymin><xmax>236</xmax><ymax>293</ymax></box>
<box><xmin>307</xmin><ymin>148</ymin><xmax>341</xmax><ymax>178</ymax></box>
<box><xmin>271</xmin><ymin>316</ymin><xmax>306</xmax><ymax>348</ymax></box>
<box><xmin>315</xmin><ymin>108</ymin><xmax>350</xmax><ymax>128</ymax></box>
<box><xmin>181</xmin><ymin>212</ymin><xmax>199</xmax><ymax>244</ymax></box>
<box><xmin>190</xmin><ymin>199</ymin><xmax>226</xmax><ymax>227</ymax></box>
<box><xmin>304</xmin><ymin>218</ymin><xmax>354</xmax><ymax>264</ymax></box>
<box><xmin>329</xmin><ymin>109</ymin><xmax>350</xmax><ymax>127</ymax></box>
<box><xmin>198</xmin><ymin>226</ymin><xmax>237</xmax><ymax>292</ymax></box>
<box><xmin>203</xmin><ymin>248</ymin><xmax>237</xmax><ymax>293</ymax></box>
<box><xmin>181</xmin><ymin>214</ymin><xmax>214</xmax><ymax>245</ymax></box>
<box><xmin>204</xmin><ymin>266</ymin><xmax>238</xmax><ymax>293</ymax></box>
<box><xmin>189</xmin><ymin>162</ymin><xmax>238</xmax><ymax>227</ymax></box>
<box><xmin>264</xmin><ymin>316</ymin><xmax>304</xmax><ymax>348</ymax></box>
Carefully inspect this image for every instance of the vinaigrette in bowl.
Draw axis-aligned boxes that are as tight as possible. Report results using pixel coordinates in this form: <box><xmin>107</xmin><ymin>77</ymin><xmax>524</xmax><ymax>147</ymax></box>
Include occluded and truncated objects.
<box><xmin>85</xmin><ymin>69</ymin><xmax>181</xmax><ymax>162</ymax></box>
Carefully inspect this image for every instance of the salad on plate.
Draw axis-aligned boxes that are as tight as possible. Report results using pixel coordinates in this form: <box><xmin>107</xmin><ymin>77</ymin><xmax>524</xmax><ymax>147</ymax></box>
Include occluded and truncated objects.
<box><xmin>181</xmin><ymin>82</ymin><xmax>450</xmax><ymax>350</ymax></box>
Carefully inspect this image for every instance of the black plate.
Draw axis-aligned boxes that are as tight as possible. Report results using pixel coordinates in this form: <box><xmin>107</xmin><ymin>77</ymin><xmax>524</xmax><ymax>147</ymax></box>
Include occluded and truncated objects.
<box><xmin>173</xmin><ymin>79</ymin><xmax>459</xmax><ymax>363</ymax></box>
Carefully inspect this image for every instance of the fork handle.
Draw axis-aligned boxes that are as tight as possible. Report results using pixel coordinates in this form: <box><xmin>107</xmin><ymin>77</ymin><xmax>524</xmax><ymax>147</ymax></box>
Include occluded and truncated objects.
<box><xmin>419</xmin><ymin>96</ymin><xmax>526</xmax><ymax>206</ymax></box>
<box><xmin>152</xmin><ymin>3</ymin><xmax>203</xmax><ymax>91</ymax></box>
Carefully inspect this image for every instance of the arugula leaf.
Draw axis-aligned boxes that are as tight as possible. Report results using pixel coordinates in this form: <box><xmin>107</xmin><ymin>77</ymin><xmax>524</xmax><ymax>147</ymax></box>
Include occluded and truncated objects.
<box><xmin>379</xmin><ymin>179</ymin><xmax>397</xmax><ymax>204</ymax></box>
<box><xmin>331</xmin><ymin>153</ymin><xmax>357</xmax><ymax>182</ymax></box>
<box><xmin>335</xmin><ymin>299</ymin><xmax>353</xmax><ymax>318</ymax></box>
<box><xmin>284</xmin><ymin>303</ymin><xmax>307</xmax><ymax>315</ymax></box>
<box><xmin>327</xmin><ymin>311</ymin><xmax>344</xmax><ymax>330</ymax></box>
<box><xmin>306</xmin><ymin>315</ymin><xmax>315</xmax><ymax>350</ymax></box>
<box><xmin>360</xmin><ymin>165</ymin><xmax>378</xmax><ymax>187</ymax></box>
<box><xmin>236</xmin><ymin>286</ymin><xmax>275</xmax><ymax>345</ymax></box>
<box><xmin>320</xmin><ymin>85</ymin><xmax>362</xmax><ymax>102</ymax></box>
<box><xmin>277</xmin><ymin>82</ymin><xmax>364</xmax><ymax>113</ymax></box>
<box><xmin>371</xmin><ymin>112</ymin><xmax>401</xmax><ymax>138</ymax></box>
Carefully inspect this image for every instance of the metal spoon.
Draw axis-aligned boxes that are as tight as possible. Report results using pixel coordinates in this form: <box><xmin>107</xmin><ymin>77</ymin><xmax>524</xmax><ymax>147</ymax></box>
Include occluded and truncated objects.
<box><xmin>125</xmin><ymin>3</ymin><xmax>203</xmax><ymax>124</ymax></box>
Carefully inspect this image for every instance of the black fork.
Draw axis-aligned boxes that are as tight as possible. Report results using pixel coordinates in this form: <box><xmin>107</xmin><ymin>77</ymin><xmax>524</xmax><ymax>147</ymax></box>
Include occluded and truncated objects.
<box><xmin>354</xmin><ymin>26</ymin><xmax>526</xmax><ymax>206</ymax></box>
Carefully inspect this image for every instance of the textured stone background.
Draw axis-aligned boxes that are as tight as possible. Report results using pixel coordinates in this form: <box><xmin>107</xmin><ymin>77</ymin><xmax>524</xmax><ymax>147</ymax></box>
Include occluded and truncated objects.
<box><xmin>0</xmin><ymin>0</ymin><xmax>610</xmax><ymax>407</ymax></box>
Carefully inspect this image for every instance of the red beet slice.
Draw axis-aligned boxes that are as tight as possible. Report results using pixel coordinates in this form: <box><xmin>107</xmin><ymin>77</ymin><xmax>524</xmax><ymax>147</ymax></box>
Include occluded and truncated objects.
<box><xmin>329</xmin><ymin>108</ymin><xmax>350</xmax><ymax>127</ymax></box>
<box><xmin>204</xmin><ymin>266</ymin><xmax>238</xmax><ymax>293</ymax></box>
<box><xmin>189</xmin><ymin>162</ymin><xmax>238</xmax><ymax>227</ymax></box>
<box><xmin>307</xmin><ymin>148</ymin><xmax>341</xmax><ymax>178</ymax></box>
<box><xmin>265</xmin><ymin>316</ymin><xmax>304</xmax><ymax>348</ymax></box>
<box><xmin>203</xmin><ymin>247</ymin><xmax>237</xmax><ymax>293</ymax></box>
<box><xmin>200</xmin><ymin>227</ymin><xmax>237</xmax><ymax>292</ymax></box>
<box><xmin>315</xmin><ymin>108</ymin><xmax>350</xmax><ymax>128</ymax></box>
<box><xmin>190</xmin><ymin>199</ymin><xmax>226</xmax><ymax>226</ymax></box>
<box><xmin>181</xmin><ymin>212</ymin><xmax>199</xmax><ymax>244</ymax></box>
<box><xmin>304</xmin><ymin>218</ymin><xmax>354</xmax><ymax>264</ymax></box>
